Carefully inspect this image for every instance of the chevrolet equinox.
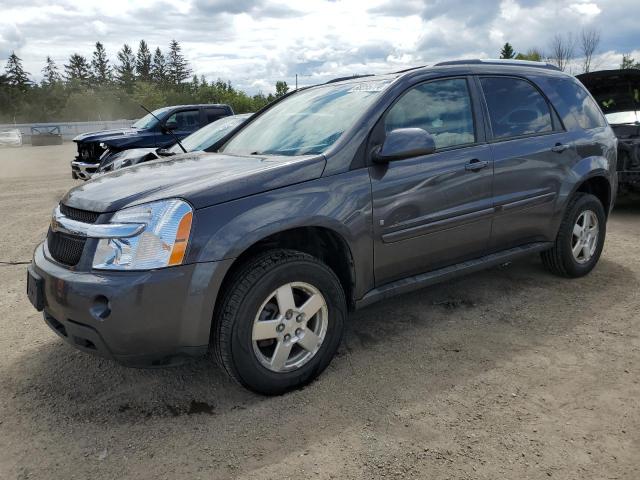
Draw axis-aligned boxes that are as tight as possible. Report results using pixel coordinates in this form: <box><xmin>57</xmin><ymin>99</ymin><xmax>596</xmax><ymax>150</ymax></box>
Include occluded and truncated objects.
<box><xmin>28</xmin><ymin>60</ymin><xmax>617</xmax><ymax>395</ymax></box>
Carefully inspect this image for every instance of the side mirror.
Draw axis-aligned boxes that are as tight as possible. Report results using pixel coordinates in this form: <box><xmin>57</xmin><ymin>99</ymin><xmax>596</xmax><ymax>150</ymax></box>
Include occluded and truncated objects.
<box><xmin>164</xmin><ymin>120</ymin><xmax>178</xmax><ymax>131</ymax></box>
<box><xmin>373</xmin><ymin>128</ymin><xmax>436</xmax><ymax>163</ymax></box>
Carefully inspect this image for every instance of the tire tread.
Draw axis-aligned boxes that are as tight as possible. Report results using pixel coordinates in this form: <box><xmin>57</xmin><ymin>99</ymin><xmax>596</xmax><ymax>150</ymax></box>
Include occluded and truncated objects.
<box><xmin>541</xmin><ymin>192</ymin><xmax>604</xmax><ymax>277</ymax></box>
<box><xmin>213</xmin><ymin>249</ymin><xmax>344</xmax><ymax>391</ymax></box>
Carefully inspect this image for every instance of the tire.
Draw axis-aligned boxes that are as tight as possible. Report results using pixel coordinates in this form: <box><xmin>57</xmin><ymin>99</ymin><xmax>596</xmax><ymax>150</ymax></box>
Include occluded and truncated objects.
<box><xmin>541</xmin><ymin>193</ymin><xmax>606</xmax><ymax>278</ymax></box>
<box><xmin>71</xmin><ymin>171</ymin><xmax>78</xmax><ymax>180</ymax></box>
<box><xmin>213</xmin><ymin>249</ymin><xmax>346</xmax><ymax>395</ymax></box>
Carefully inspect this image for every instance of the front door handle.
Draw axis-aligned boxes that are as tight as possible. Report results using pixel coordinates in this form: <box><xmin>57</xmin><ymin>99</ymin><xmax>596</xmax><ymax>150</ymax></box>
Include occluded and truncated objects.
<box><xmin>551</xmin><ymin>143</ymin><xmax>571</xmax><ymax>153</ymax></box>
<box><xmin>465</xmin><ymin>159</ymin><xmax>489</xmax><ymax>172</ymax></box>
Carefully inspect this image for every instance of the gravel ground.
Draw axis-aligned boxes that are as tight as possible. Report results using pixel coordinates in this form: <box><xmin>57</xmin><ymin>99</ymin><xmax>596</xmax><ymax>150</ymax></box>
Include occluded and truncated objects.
<box><xmin>0</xmin><ymin>144</ymin><xmax>638</xmax><ymax>479</ymax></box>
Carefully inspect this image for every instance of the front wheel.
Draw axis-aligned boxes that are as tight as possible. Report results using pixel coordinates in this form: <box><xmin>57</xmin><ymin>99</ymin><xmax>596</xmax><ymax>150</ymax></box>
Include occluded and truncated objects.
<box><xmin>213</xmin><ymin>249</ymin><xmax>346</xmax><ymax>395</ymax></box>
<box><xmin>541</xmin><ymin>193</ymin><xmax>606</xmax><ymax>277</ymax></box>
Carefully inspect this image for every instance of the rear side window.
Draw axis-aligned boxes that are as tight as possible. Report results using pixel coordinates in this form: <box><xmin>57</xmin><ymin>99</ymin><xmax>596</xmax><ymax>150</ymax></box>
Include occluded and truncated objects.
<box><xmin>384</xmin><ymin>78</ymin><xmax>476</xmax><ymax>150</ymax></box>
<box><xmin>480</xmin><ymin>77</ymin><xmax>553</xmax><ymax>139</ymax></box>
<box><xmin>205</xmin><ymin>108</ymin><xmax>227</xmax><ymax>123</ymax></box>
<box><xmin>165</xmin><ymin>109</ymin><xmax>200</xmax><ymax>129</ymax></box>
<box><xmin>550</xmin><ymin>77</ymin><xmax>607</xmax><ymax>129</ymax></box>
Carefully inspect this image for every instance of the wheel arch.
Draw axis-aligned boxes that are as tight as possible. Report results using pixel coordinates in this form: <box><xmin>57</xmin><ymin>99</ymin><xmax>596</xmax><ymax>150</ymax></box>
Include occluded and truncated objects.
<box><xmin>214</xmin><ymin>225</ymin><xmax>358</xmax><ymax>313</ymax></box>
<box><xmin>571</xmin><ymin>173</ymin><xmax>612</xmax><ymax>217</ymax></box>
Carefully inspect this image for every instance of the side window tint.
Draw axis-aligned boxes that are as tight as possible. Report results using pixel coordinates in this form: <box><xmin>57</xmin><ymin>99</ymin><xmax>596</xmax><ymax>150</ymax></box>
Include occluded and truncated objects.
<box><xmin>480</xmin><ymin>77</ymin><xmax>553</xmax><ymax>139</ymax></box>
<box><xmin>551</xmin><ymin>77</ymin><xmax>607</xmax><ymax>129</ymax></box>
<box><xmin>384</xmin><ymin>78</ymin><xmax>475</xmax><ymax>150</ymax></box>
<box><xmin>205</xmin><ymin>109</ymin><xmax>225</xmax><ymax>123</ymax></box>
<box><xmin>165</xmin><ymin>110</ymin><xmax>200</xmax><ymax>130</ymax></box>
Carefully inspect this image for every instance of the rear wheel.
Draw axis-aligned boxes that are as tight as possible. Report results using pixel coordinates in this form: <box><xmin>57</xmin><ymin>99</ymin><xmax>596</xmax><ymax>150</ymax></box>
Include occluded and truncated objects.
<box><xmin>213</xmin><ymin>249</ymin><xmax>346</xmax><ymax>395</ymax></box>
<box><xmin>541</xmin><ymin>193</ymin><xmax>606</xmax><ymax>277</ymax></box>
<box><xmin>71</xmin><ymin>171</ymin><xmax>78</xmax><ymax>179</ymax></box>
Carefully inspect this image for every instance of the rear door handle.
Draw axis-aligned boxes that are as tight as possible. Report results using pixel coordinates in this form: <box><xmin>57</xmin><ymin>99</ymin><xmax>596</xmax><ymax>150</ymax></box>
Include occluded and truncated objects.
<box><xmin>551</xmin><ymin>143</ymin><xmax>571</xmax><ymax>153</ymax></box>
<box><xmin>465</xmin><ymin>159</ymin><xmax>489</xmax><ymax>172</ymax></box>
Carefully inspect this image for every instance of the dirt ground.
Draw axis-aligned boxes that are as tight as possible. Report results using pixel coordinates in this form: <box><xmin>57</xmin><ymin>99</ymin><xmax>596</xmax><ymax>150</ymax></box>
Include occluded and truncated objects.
<box><xmin>0</xmin><ymin>144</ymin><xmax>638</xmax><ymax>480</ymax></box>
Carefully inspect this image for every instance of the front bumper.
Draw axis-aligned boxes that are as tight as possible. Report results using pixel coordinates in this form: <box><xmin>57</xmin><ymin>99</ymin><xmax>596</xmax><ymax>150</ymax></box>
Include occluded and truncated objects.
<box><xmin>30</xmin><ymin>243</ymin><xmax>233</xmax><ymax>367</ymax></box>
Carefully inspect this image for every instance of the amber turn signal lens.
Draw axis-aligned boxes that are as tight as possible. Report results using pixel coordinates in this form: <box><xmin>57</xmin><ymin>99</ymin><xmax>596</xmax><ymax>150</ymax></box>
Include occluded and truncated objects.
<box><xmin>168</xmin><ymin>211</ymin><xmax>193</xmax><ymax>266</ymax></box>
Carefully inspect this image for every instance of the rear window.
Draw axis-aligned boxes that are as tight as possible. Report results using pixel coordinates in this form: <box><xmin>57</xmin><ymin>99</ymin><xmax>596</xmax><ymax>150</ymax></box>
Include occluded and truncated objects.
<box><xmin>480</xmin><ymin>77</ymin><xmax>554</xmax><ymax>139</ymax></box>
<box><xmin>550</xmin><ymin>77</ymin><xmax>607</xmax><ymax>129</ymax></box>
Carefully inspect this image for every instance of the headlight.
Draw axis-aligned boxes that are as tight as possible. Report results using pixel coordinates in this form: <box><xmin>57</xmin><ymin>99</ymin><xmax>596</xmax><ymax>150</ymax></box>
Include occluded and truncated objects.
<box><xmin>92</xmin><ymin>199</ymin><xmax>193</xmax><ymax>270</ymax></box>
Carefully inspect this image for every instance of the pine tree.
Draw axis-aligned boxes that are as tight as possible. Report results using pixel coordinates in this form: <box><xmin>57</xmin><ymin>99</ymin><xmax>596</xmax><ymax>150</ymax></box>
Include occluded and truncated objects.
<box><xmin>151</xmin><ymin>47</ymin><xmax>167</xmax><ymax>85</ymax></box>
<box><xmin>275</xmin><ymin>80</ymin><xmax>289</xmax><ymax>98</ymax></box>
<box><xmin>64</xmin><ymin>53</ymin><xmax>92</xmax><ymax>86</ymax></box>
<box><xmin>4</xmin><ymin>52</ymin><xmax>31</xmax><ymax>91</ymax></box>
<box><xmin>136</xmin><ymin>40</ymin><xmax>152</xmax><ymax>82</ymax></box>
<box><xmin>41</xmin><ymin>56</ymin><xmax>61</xmax><ymax>85</ymax></box>
<box><xmin>167</xmin><ymin>39</ymin><xmax>191</xmax><ymax>85</ymax></box>
<box><xmin>500</xmin><ymin>42</ymin><xmax>516</xmax><ymax>59</ymax></box>
<box><xmin>91</xmin><ymin>42</ymin><xmax>111</xmax><ymax>85</ymax></box>
<box><xmin>115</xmin><ymin>44</ymin><xmax>136</xmax><ymax>92</ymax></box>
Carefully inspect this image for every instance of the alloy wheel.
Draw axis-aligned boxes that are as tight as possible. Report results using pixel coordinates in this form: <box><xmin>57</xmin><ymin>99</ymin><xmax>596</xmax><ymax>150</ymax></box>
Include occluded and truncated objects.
<box><xmin>571</xmin><ymin>209</ymin><xmax>599</xmax><ymax>264</ymax></box>
<box><xmin>251</xmin><ymin>282</ymin><xmax>328</xmax><ymax>372</ymax></box>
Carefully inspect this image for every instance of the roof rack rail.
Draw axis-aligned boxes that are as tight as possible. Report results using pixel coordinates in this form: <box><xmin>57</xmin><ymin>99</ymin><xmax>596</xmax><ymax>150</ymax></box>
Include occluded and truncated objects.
<box><xmin>434</xmin><ymin>59</ymin><xmax>561</xmax><ymax>71</ymax></box>
<box><xmin>326</xmin><ymin>74</ymin><xmax>374</xmax><ymax>84</ymax></box>
<box><xmin>393</xmin><ymin>65</ymin><xmax>428</xmax><ymax>74</ymax></box>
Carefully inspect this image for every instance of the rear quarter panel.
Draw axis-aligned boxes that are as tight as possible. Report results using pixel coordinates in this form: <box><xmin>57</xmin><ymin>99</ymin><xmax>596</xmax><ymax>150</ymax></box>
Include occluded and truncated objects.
<box><xmin>535</xmin><ymin>74</ymin><xmax>617</xmax><ymax>226</ymax></box>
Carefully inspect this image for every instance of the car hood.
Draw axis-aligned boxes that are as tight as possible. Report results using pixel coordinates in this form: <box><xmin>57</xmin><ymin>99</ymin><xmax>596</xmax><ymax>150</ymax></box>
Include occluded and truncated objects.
<box><xmin>577</xmin><ymin>69</ymin><xmax>640</xmax><ymax>117</ymax></box>
<box><xmin>73</xmin><ymin>128</ymin><xmax>142</xmax><ymax>143</ymax></box>
<box><xmin>62</xmin><ymin>151</ymin><xmax>326</xmax><ymax>212</ymax></box>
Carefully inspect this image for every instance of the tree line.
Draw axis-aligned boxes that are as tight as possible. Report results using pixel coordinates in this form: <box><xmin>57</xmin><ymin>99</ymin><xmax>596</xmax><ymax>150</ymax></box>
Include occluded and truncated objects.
<box><xmin>499</xmin><ymin>27</ymin><xmax>640</xmax><ymax>72</ymax></box>
<box><xmin>0</xmin><ymin>40</ymin><xmax>290</xmax><ymax>124</ymax></box>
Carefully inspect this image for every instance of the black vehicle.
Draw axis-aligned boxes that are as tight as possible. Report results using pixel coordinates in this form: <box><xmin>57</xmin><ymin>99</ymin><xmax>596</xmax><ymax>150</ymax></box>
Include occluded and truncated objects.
<box><xmin>71</xmin><ymin>104</ymin><xmax>234</xmax><ymax>179</ymax></box>
<box><xmin>29</xmin><ymin>60</ymin><xmax>617</xmax><ymax>395</ymax></box>
<box><xmin>96</xmin><ymin>113</ymin><xmax>252</xmax><ymax>175</ymax></box>
<box><xmin>577</xmin><ymin>69</ymin><xmax>640</xmax><ymax>194</ymax></box>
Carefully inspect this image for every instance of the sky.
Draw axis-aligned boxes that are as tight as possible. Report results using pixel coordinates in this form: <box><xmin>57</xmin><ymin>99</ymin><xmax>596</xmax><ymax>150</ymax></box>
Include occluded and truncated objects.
<box><xmin>0</xmin><ymin>0</ymin><xmax>639</xmax><ymax>94</ymax></box>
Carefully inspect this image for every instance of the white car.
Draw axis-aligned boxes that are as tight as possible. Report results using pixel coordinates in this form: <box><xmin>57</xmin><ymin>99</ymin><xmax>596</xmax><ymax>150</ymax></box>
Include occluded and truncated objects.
<box><xmin>0</xmin><ymin>129</ymin><xmax>22</xmax><ymax>147</ymax></box>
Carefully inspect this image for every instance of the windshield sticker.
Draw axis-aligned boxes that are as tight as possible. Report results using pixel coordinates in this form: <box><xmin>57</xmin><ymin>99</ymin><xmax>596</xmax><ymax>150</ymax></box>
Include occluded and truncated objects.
<box><xmin>348</xmin><ymin>80</ymin><xmax>391</xmax><ymax>93</ymax></box>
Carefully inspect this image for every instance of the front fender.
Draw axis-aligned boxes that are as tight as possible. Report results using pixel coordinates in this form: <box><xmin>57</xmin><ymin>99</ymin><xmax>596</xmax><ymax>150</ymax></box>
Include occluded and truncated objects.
<box><xmin>188</xmin><ymin>169</ymin><xmax>374</xmax><ymax>299</ymax></box>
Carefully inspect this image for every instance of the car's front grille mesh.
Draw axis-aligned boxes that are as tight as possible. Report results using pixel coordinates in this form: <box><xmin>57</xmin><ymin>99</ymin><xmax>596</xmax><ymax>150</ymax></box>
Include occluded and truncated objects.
<box><xmin>47</xmin><ymin>229</ymin><xmax>86</xmax><ymax>266</ymax></box>
<box><xmin>46</xmin><ymin>203</ymin><xmax>98</xmax><ymax>267</ymax></box>
<box><xmin>59</xmin><ymin>204</ymin><xmax>100</xmax><ymax>224</ymax></box>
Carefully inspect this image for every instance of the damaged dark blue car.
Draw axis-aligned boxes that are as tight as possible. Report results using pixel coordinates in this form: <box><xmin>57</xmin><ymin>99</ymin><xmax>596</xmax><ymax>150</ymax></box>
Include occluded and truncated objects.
<box><xmin>71</xmin><ymin>104</ymin><xmax>233</xmax><ymax>179</ymax></box>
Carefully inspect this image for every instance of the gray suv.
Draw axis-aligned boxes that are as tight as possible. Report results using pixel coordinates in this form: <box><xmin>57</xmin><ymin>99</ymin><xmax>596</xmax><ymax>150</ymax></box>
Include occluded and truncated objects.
<box><xmin>28</xmin><ymin>60</ymin><xmax>617</xmax><ymax>395</ymax></box>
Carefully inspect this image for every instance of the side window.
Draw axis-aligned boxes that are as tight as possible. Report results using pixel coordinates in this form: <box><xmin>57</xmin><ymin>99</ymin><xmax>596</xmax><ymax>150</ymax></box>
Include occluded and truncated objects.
<box><xmin>205</xmin><ymin>109</ymin><xmax>226</xmax><ymax>123</ymax></box>
<box><xmin>550</xmin><ymin>77</ymin><xmax>607</xmax><ymax>129</ymax></box>
<box><xmin>165</xmin><ymin>109</ymin><xmax>200</xmax><ymax>130</ymax></box>
<box><xmin>384</xmin><ymin>78</ymin><xmax>476</xmax><ymax>150</ymax></box>
<box><xmin>480</xmin><ymin>77</ymin><xmax>553</xmax><ymax>139</ymax></box>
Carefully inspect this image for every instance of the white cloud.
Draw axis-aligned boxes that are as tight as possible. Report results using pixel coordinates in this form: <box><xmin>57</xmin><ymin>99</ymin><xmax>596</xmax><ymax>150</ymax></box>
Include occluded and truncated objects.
<box><xmin>0</xmin><ymin>0</ymin><xmax>638</xmax><ymax>93</ymax></box>
<box><xmin>91</xmin><ymin>20</ymin><xmax>108</xmax><ymax>36</ymax></box>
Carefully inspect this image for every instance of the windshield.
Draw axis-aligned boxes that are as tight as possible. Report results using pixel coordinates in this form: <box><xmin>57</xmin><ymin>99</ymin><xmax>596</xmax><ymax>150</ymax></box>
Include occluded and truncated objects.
<box><xmin>168</xmin><ymin>114</ymin><xmax>251</xmax><ymax>153</ymax></box>
<box><xmin>220</xmin><ymin>80</ymin><xmax>390</xmax><ymax>156</ymax></box>
<box><xmin>132</xmin><ymin>107</ymin><xmax>173</xmax><ymax>129</ymax></box>
<box><xmin>605</xmin><ymin>111</ymin><xmax>639</xmax><ymax>125</ymax></box>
